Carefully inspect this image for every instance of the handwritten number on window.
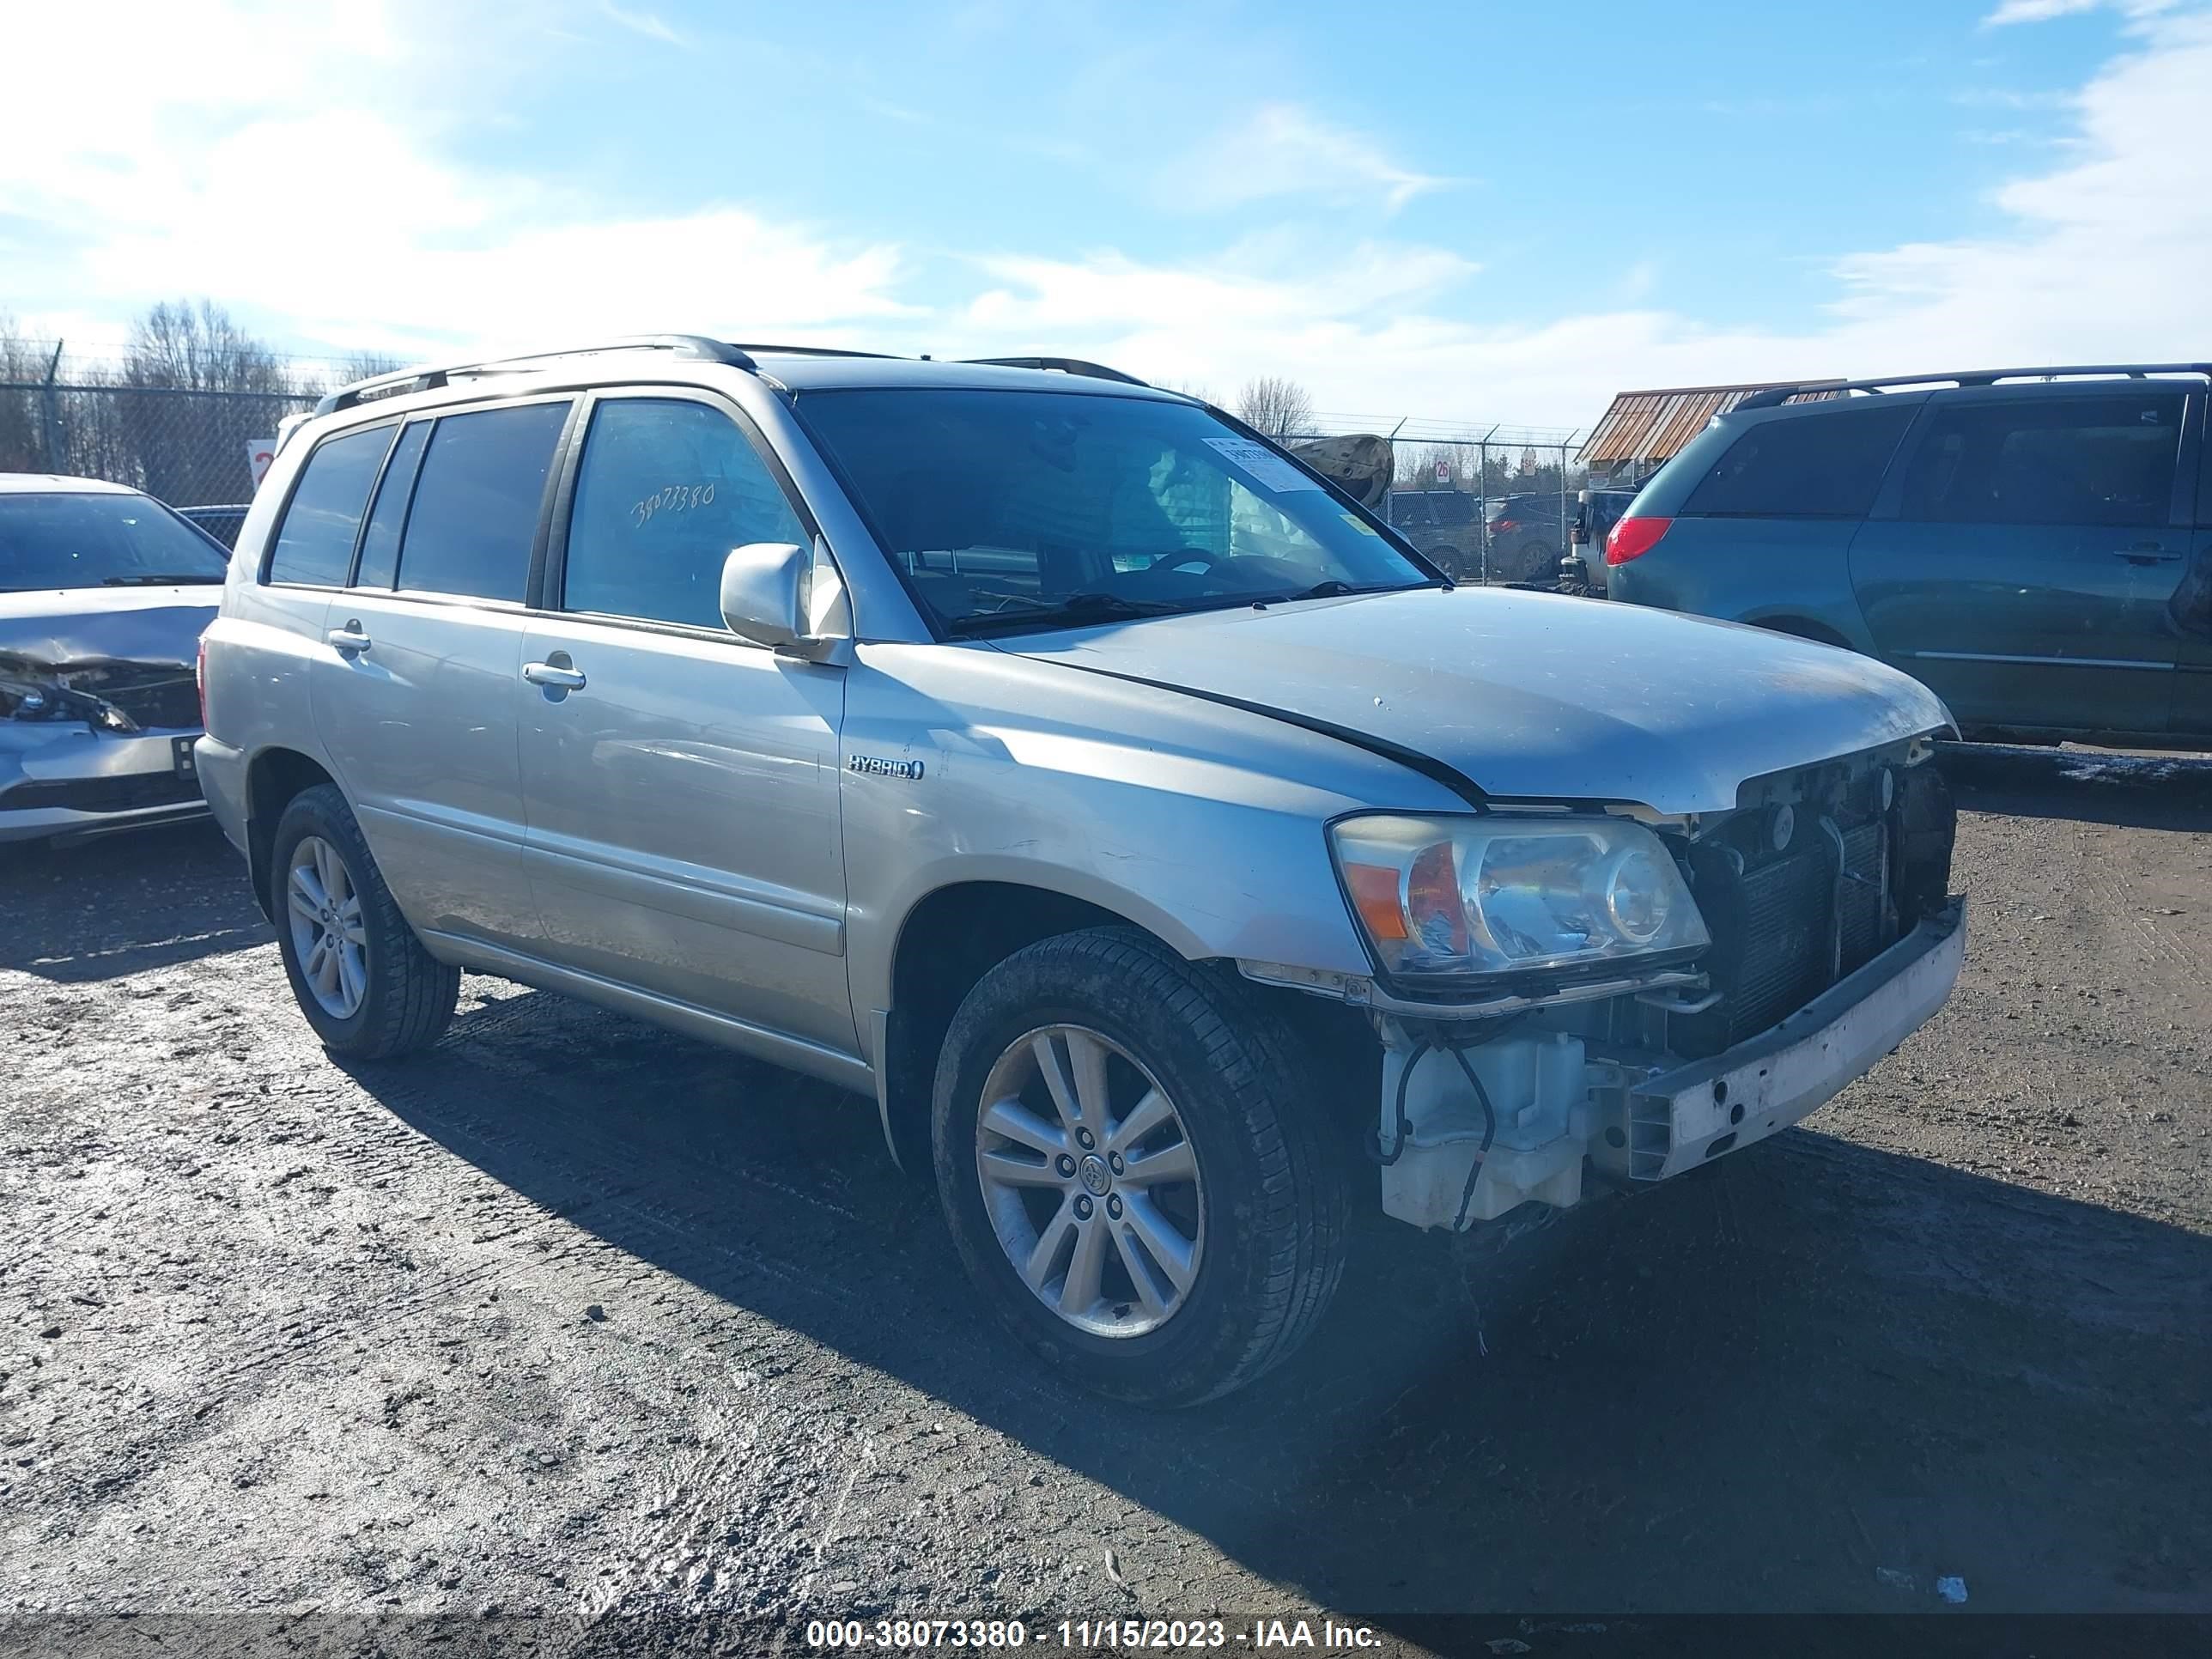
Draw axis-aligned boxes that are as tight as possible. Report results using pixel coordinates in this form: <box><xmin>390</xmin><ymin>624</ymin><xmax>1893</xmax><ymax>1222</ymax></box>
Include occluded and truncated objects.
<box><xmin>632</xmin><ymin>481</ymin><xmax>717</xmax><ymax>529</ymax></box>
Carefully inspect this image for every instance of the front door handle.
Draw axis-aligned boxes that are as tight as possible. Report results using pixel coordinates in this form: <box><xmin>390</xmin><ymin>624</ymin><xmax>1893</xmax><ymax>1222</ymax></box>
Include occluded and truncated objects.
<box><xmin>326</xmin><ymin>622</ymin><xmax>371</xmax><ymax>656</ymax></box>
<box><xmin>522</xmin><ymin>660</ymin><xmax>587</xmax><ymax>690</ymax></box>
<box><xmin>2113</xmin><ymin>544</ymin><xmax>2181</xmax><ymax>565</ymax></box>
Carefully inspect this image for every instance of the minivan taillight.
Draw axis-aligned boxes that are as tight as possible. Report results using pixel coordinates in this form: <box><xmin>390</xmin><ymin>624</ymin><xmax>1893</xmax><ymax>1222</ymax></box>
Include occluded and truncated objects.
<box><xmin>1606</xmin><ymin>515</ymin><xmax>1672</xmax><ymax>566</ymax></box>
<box><xmin>196</xmin><ymin>635</ymin><xmax>209</xmax><ymax>732</ymax></box>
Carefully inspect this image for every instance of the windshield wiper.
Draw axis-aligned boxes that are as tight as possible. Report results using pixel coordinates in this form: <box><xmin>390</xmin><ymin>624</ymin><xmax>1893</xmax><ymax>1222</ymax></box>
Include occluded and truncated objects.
<box><xmin>100</xmin><ymin>573</ymin><xmax>222</xmax><ymax>586</ymax></box>
<box><xmin>945</xmin><ymin>590</ymin><xmax>1182</xmax><ymax>635</ymax></box>
<box><xmin>1249</xmin><ymin>578</ymin><xmax>1422</xmax><ymax>608</ymax></box>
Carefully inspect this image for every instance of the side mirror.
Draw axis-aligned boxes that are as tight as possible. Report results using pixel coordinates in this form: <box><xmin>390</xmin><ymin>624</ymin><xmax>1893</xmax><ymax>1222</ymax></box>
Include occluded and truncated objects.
<box><xmin>719</xmin><ymin>541</ymin><xmax>849</xmax><ymax>654</ymax></box>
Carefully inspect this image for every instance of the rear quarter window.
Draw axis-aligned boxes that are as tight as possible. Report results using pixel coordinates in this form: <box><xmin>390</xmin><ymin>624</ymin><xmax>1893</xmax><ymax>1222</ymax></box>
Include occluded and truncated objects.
<box><xmin>1680</xmin><ymin>404</ymin><xmax>1916</xmax><ymax>520</ymax></box>
<box><xmin>264</xmin><ymin>425</ymin><xmax>396</xmax><ymax>586</ymax></box>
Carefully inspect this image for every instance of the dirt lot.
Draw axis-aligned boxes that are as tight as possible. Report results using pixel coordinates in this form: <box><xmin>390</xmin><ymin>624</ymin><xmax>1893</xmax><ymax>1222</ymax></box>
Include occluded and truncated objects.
<box><xmin>3</xmin><ymin>749</ymin><xmax>2209</xmax><ymax>1643</ymax></box>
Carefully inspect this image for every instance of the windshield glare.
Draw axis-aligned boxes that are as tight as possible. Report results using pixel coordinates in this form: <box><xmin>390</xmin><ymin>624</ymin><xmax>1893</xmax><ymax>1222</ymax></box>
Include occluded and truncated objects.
<box><xmin>0</xmin><ymin>492</ymin><xmax>230</xmax><ymax>592</ymax></box>
<box><xmin>793</xmin><ymin>388</ymin><xmax>1431</xmax><ymax>632</ymax></box>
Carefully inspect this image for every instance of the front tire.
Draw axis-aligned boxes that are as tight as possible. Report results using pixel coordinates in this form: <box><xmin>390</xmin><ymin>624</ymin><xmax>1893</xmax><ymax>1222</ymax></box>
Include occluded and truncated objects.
<box><xmin>270</xmin><ymin>783</ymin><xmax>459</xmax><ymax>1060</ymax></box>
<box><xmin>931</xmin><ymin>928</ymin><xmax>1349</xmax><ymax>1407</ymax></box>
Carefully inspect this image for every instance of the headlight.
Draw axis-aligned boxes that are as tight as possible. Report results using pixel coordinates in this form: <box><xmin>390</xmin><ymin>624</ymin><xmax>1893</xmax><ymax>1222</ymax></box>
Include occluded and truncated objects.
<box><xmin>0</xmin><ymin>677</ymin><xmax>136</xmax><ymax>731</ymax></box>
<box><xmin>1330</xmin><ymin>813</ymin><xmax>1709</xmax><ymax>982</ymax></box>
<box><xmin>0</xmin><ymin>678</ymin><xmax>61</xmax><ymax>721</ymax></box>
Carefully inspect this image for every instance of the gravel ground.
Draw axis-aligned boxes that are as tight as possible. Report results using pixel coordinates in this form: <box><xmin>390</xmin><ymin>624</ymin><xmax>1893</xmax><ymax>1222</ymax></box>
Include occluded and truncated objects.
<box><xmin>3</xmin><ymin>748</ymin><xmax>2209</xmax><ymax>1644</ymax></box>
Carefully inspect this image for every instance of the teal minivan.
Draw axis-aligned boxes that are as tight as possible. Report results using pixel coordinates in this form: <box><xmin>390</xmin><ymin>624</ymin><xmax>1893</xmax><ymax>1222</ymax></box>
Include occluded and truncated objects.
<box><xmin>1605</xmin><ymin>365</ymin><xmax>2212</xmax><ymax>747</ymax></box>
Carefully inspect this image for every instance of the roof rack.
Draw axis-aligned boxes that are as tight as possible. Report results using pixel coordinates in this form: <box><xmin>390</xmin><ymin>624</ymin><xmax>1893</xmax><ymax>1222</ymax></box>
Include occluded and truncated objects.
<box><xmin>726</xmin><ymin>343</ymin><xmax>900</xmax><ymax>361</ymax></box>
<box><xmin>958</xmin><ymin>356</ymin><xmax>1150</xmax><ymax>387</ymax></box>
<box><xmin>315</xmin><ymin>335</ymin><xmax>759</xmax><ymax>416</ymax></box>
<box><xmin>1735</xmin><ymin>362</ymin><xmax>2212</xmax><ymax>411</ymax></box>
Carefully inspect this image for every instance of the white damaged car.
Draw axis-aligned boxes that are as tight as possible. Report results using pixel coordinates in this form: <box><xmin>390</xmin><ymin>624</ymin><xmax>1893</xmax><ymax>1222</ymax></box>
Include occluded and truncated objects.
<box><xmin>2</xmin><ymin>474</ymin><xmax>226</xmax><ymax>845</ymax></box>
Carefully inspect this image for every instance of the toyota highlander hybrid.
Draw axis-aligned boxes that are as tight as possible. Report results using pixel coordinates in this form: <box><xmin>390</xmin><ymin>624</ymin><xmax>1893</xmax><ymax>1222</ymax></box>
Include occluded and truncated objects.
<box><xmin>195</xmin><ymin>337</ymin><xmax>1966</xmax><ymax>1406</ymax></box>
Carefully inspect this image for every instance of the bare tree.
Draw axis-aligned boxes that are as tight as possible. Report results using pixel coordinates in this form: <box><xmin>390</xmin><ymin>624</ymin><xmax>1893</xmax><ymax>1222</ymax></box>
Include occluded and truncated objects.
<box><xmin>1235</xmin><ymin>375</ymin><xmax>1316</xmax><ymax>441</ymax></box>
<box><xmin>0</xmin><ymin>315</ymin><xmax>46</xmax><ymax>471</ymax></box>
<box><xmin>121</xmin><ymin>301</ymin><xmax>306</xmax><ymax>505</ymax></box>
<box><xmin>125</xmin><ymin>301</ymin><xmax>290</xmax><ymax>394</ymax></box>
<box><xmin>335</xmin><ymin>349</ymin><xmax>408</xmax><ymax>386</ymax></box>
<box><xmin>1396</xmin><ymin>442</ymin><xmax>1467</xmax><ymax>489</ymax></box>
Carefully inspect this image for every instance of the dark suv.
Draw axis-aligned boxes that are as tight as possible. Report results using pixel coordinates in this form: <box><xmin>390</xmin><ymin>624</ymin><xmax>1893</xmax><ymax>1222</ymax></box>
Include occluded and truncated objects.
<box><xmin>1385</xmin><ymin>489</ymin><xmax>1480</xmax><ymax>577</ymax></box>
<box><xmin>1606</xmin><ymin>364</ymin><xmax>2212</xmax><ymax>746</ymax></box>
<box><xmin>1484</xmin><ymin>494</ymin><xmax>1568</xmax><ymax>584</ymax></box>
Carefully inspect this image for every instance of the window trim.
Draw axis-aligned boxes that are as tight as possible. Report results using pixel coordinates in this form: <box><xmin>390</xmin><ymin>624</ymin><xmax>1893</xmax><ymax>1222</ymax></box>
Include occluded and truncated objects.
<box><xmin>257</xmin><ymin>419</ymin><xmax>401</xmax><ymax>589</ymax></box>
<box><xmin>385</xmin><ymin>392</ymin><xmax>580</xmax><ymax>608</ymax></box>
<box><xmin>2189</xmin><ymin>389</ymin><xmax>2211</xmax><ymax>528</ymax></box>
<box><xmin>534</xmin><ymin>385</ymin><xmax>830</xmax><ymax>649</ymax></box>
<box><xmin>347</xmin><ymin>416</ymin><xmax>433</xmax><ymax>590</ymax></box>
<box><xmin>1879</xmin><ymin>386</ymin><xmax>2193</xmax><ymax>530</ymax></box>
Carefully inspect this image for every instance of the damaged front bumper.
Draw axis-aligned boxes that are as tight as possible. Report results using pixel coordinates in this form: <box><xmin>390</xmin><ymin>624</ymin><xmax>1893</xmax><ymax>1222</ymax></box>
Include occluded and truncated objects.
<box><xmin>1371</xmin><ymin>899</ymin><xmax>1966</xmax><ymax>1231</ymax></box>
<box><xmin>0</xmin><ymin>720</ymin><xmax>210</xmax><ymax>842</ymax></box>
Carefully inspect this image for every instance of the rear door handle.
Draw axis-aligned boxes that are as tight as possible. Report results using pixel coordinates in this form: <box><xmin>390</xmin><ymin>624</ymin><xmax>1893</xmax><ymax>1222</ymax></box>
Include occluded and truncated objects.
<box><xmin>2113</xmin><ymin>544</ymin><xmax>2181</xmax><ymax>565</ymax></box>
<box><xmin>326</xmin><ymin>623</ymin><xmax>371</xmax><ymax>656</ymax></box>
<box><xmin>522</xmin><ymin>661</ymin><xmax>587</xmax><ymax>690</ymax></box>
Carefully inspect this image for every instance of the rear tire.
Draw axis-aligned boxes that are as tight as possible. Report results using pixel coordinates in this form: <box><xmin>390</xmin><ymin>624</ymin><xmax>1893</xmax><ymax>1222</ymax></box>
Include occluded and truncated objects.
<box><xmin>270</xmin><ymin>783</ymin><xmax>459</xmax><ymax>1060</ymax></box>
<box><xmin>1515</xmin><ymin>539</ymin><xmax>1557</xmax><ymax>582</ymax></box>
<box><xmin>930</xmin><ymin>927</ymin><xmax>1350</xmax><ymax>1407</ymax></box>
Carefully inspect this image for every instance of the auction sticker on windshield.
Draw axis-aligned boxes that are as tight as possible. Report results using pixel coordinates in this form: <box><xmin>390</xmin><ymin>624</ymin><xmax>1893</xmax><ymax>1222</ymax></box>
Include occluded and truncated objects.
<box><xmin>1202</xmin><ymin>435</ymin><xmax>1322</xmax><ymax>494</ymax></box>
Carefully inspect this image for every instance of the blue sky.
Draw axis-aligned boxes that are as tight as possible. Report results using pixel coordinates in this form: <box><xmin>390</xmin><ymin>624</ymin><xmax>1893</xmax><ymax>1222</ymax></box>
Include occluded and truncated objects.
<box><xmin>3</xmin><ymin>0</ymin><xmax>2206</xmax><ymax>428</ymax></box>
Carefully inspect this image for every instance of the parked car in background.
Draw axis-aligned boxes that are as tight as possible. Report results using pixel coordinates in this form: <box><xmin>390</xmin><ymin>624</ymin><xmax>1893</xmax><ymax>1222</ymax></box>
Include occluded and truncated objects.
<box><xmin>1604</xmin><ymin>364</ymin><xmax>2212</xmax><ymax>746</ymax></box>
<box><xmin>1559</xmin><ymin>488</ymin><xmax>1644</xmax><ymax>595</ymax></box>
<box><xmin>1484</xmin><ymin>493</ymin><xmax>1568</xmax><ymax>583</ymax></box>
<box><xmin>1</xmin><ymin>474</ymin><xmax>226</xmax><ymax>843</ymax></box>
<box><xmin>179</xmin><ymin>503</ymin><xmax>252</xmax><ymax>550</ymax></box>
<box><xmin>1386</xmin><ymin>488</ymin><xmax>1481</xmax><ymax>578</ymax></box>
<box><xmin>199</xmin><ymin>336</ymin><xmax>1963</xmax><ymax>1407</ymax></box>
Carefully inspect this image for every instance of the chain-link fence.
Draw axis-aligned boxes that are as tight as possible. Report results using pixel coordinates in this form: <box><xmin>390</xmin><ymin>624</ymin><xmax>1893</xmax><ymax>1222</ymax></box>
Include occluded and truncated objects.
<box><xmin>3</xmin><ymin>344</ymin><xmax>1592</xmax><ymax>582</ymax></box>
<box><xmin>1282</xmin><ymin>415</ymin><xmax>1587</xmax><ymax>586</ymax></box>
<box><xmin>0</xmin><ymin>378</ymin><xmax>319</xmax><ymax>510</ymax></box>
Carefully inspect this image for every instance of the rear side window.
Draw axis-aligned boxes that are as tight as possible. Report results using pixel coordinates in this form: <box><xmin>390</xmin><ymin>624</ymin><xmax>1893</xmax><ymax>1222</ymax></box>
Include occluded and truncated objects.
<box><xmin>395</xmin><ymin>402</ymin><xmax>570</xmax><ymax>602</ymax></box>
<box><xmin>1433</xmin><ymin>494</ymin><xmax>1474</xmax><ymax>526</ymax></box>
<box><xmin>352</xmin><ymin>422</ymin><xmax>430</xmax><ymax>590</ymax></box>
<box><xmin>1390</xmin><ymin>496</ymin><xmax>1430</xmax><ymax>527</ymax></box>
<box><xmin>561</xmin><ymin>398</ymin><xmax>807</xmax><ymax>629</ymax></box>
<box><xmin>265</xmin><ymin>425</ymin><xmax>394</xmax><ymax>586</ymax></box>
<box><xmin>1681</xmin><ymin>404</ymin><xmax>1915</xmax><ymax>520</ymax></box>
<box><xmin>1898</xmin><ymin>393</ymin><xmax>2184</xmax><ymax>528</ymax></box>
<box><xmin>2200</xmin><ymin>411</ymin><xmax>2212</xmax><ymax>526</ymax></box>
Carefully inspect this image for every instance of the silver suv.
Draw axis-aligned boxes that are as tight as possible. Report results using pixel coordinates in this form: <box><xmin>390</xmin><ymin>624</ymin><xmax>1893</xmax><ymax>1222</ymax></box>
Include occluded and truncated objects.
<box><xmin>198</xmin><ymin>337</ymin><xmax>1967</xmax><ymax>1406</ymax></box>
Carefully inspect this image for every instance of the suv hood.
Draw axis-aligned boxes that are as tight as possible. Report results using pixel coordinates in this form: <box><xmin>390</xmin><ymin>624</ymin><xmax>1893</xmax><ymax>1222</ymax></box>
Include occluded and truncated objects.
<box><xmin>1002</xmin><ymin>586</ymin><xmax>1950</xmax><ymax>817</ymax></box>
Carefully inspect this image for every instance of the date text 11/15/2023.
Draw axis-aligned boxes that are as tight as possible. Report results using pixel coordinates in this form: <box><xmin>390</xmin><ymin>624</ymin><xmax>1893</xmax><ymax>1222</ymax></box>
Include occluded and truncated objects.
<box><xmin>803</xmin><ymin>1618</ymin><xmax>1384</xmax><ymax>1650</ymax></box>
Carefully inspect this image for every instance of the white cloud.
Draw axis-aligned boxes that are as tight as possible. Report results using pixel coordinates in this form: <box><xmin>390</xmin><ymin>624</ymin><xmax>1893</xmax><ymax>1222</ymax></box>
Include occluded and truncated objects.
<box><xmin>942</xmin><ymin>5</ymin><xmax>2212</xmax><ymax>428</ymax></box>
<box><xmin>0</xmin><ymin>0</ymin><xmax>908</xmax><ymax>358</ymax></box>
<box><xmin>601</xmin><ymin>3</ymin><xmax>683</xmax><ymax>46</ymax></box>
<box><xmin>5</xmin><ymin>0</ymin><xmax>2207</xmax><ymax>436</ymax></box>
<box><xmin>1166</xmin><ymin>105</ymin><xmax>1461</xmax><ymax>216</ymax></box>
<box><xmin>1984</xmin><ymin>0</ymin><xmax>2177</xmax><ymax>23</ymax></box>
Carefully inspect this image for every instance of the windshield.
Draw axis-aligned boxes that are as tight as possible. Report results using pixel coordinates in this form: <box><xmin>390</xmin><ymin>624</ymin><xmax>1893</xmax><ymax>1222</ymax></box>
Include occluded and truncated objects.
<box><xmin>0</xmin><ymin>492</ymin><xmax>230</xmax><ymax>592</ymax></box>
<box><xmin>793</xmin><ymin>388</ymin><xmax>1433</xmax><ymax>634</ymax></box>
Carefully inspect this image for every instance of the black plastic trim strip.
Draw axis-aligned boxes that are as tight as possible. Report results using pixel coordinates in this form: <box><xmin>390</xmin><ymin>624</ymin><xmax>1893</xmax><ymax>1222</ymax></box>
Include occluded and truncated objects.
<box><xmin>1031</xmin><ymin>657</ymin><xmax>1489</xmax><ymax>811</ymax></box>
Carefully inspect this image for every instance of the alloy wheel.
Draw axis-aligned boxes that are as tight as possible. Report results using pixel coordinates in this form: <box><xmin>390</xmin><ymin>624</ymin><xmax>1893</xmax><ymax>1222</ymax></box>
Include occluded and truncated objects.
<box><xmin>286</xmin><ymin>835</ymin><xmax>368</xmax><ymax>1019</ymax></box>
<box><xmin>973</xmin><ymin>1024</ymin><xmax>1206</xmax><ymax>1338</ymax></box>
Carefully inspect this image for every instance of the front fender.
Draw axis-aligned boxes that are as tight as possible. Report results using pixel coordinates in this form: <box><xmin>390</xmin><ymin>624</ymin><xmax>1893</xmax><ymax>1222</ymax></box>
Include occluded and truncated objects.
<box><xmin>839</xmin><ymin>643</ymin><xmax>1462</xmax><ymax>1024</ymax></box>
